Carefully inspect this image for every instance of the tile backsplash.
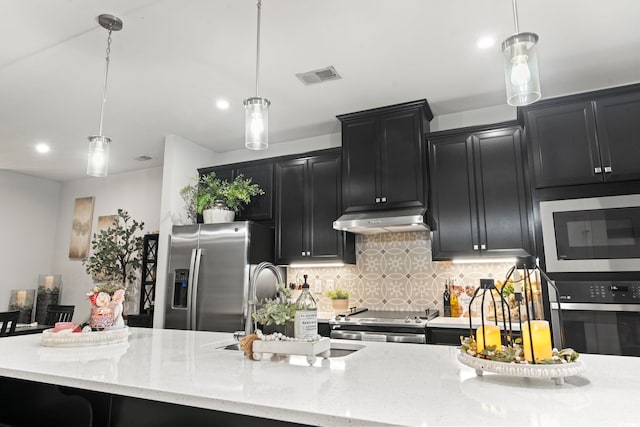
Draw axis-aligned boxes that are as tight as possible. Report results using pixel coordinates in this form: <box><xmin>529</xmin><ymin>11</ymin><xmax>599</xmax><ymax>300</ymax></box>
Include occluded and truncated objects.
<box><xmin>287</xmin><ymin>231</ymin><xmax>515</xmax><ymax>313</ymax></box>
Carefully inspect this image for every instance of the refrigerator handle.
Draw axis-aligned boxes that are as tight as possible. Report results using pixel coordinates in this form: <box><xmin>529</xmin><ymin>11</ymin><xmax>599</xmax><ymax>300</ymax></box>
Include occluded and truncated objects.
<box><xmin>189</xmin><ymin>248</ymin><xmax>203</xmax><ymax>330</ymax></box>
<box><xmin>186</xmin><ymin>248</ymin><xmax>198</xmax><ymax>330</ymax></box>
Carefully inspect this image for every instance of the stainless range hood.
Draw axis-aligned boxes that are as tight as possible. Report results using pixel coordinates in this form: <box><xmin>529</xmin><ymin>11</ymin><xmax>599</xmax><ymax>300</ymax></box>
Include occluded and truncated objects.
<box><xmin>333</xmin><ymin>207</ymin><xmax>431</xmax><ymax>235</ymax></box>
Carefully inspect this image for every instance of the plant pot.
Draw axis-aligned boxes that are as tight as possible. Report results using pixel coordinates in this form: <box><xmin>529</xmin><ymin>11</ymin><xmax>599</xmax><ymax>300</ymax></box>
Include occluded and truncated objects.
<box><xmin>331</xmin><ymin>298</ymin><xmax>349</xmax><ymax>312</ymax></box>
<box><xmin>90</xmin><ymin>305</ymin><xmax>114</xmax><ymax>330</ymax></box>
<box><xmin>202</xmin><ymin>207</ymin><xmax>235</xmax><ymax>223</ymax></box>
<box><xmin>261</xmin><ymin>322</ymin><xmax>294</xmax><ymax>337</ymax></box>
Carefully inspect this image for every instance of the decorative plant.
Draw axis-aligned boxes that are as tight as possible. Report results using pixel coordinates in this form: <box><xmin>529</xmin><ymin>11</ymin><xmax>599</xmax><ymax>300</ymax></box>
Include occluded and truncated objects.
<box><xmin>82</xmin><ymin>209</ymin><xmax>145</xmax><ymax>292</ymax></box>
<box><xmin>180</xmin><ymin>172</ymin><xmax>264</xmax><ymax>219</ymax></box>
<box><xmin>252</xmin><ymin>284</ymin><xmax>296</xmax><ymax>326</ymax></box>
<box><xmin>325</xmin><ymin>288</ymin><xmax>350</xmax><ymax>300</ymax></box>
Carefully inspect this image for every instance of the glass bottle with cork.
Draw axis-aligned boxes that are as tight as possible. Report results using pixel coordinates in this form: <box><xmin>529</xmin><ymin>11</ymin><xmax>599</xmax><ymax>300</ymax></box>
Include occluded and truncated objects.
<box><xmin>294</xmin><ymin>274</ymin><xmax>318</xmax><ymax>339</ymax></box>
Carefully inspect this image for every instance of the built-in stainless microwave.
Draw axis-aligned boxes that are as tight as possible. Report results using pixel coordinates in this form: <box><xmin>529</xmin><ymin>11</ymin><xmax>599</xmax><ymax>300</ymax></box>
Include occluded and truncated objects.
<box><xmin>540</xmin><ymin>195</ymin><xmax>640</xmax><ymax>272</ymax></box>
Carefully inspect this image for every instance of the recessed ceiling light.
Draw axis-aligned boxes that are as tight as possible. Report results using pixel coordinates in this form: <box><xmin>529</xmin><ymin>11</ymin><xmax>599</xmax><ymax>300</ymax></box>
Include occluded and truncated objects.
<box><xmin>216</xmin><ymin>99</ymin><xmax>230</xmax><ymax>110</ymax></box>
<box><xmin>477</xmin><ymin>37</ymin><xmax>495</xmax><ymax>49</ymax></box>
<box><xmin>35</xmin><ymin>143</ymin><xmax>50</xmax><ymax>153</ymax></box>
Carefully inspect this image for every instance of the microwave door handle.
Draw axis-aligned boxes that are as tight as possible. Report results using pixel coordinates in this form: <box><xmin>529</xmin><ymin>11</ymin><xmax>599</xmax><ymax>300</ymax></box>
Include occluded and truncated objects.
<box><xmin>186</xmin><ymin>248</ymin><xmax>198</xmax><ymax>330</ymax></box>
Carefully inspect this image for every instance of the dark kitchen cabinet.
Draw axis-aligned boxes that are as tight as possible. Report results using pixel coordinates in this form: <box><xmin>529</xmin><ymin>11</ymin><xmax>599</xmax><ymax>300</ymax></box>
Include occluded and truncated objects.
<box><xmin>200</xmin><ymin>160</ymin><xmax>274</xmax><ymax>223</ymax></box>
<box><xmin>275</xmin><ymin>150</ymin><xmax>355</xmax><ymax>265</ymax></box>
<box><xmin>337</xmin><ymin>100</ymin><xmax>433</xmax><ymax>213</ymax></box>
<box><xmin>428</xmin><ymin>122</ymin><xmax>532</xmax><ymax>260</ymax></box>
<box><xmin>521</xmin><ymin>85</ymin><xmax>640</xmax><ymax>188</ymax></box>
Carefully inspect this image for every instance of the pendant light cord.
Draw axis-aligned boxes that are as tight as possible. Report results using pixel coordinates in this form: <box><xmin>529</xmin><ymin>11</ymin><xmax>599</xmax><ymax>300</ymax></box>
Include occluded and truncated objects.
<box><xmin>255</xmin><ymin>0</ymin><xmax>262</xmax><ymax>97</ymax></box>
<box><xmin>98</xmin><ymin>27</ymin><xmax>113</xmax><ymax>136</ymax></box>
<box><xmin>511</xmin><ymin>0</ymin><xmax>520</xmax><ymax>33</ymax></box>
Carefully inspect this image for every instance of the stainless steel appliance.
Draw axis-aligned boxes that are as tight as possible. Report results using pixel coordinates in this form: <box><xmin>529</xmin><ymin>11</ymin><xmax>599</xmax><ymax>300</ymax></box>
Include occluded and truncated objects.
<box><xmin>540</xmin><ymin>194</ymin><xmax>640</xmax><ymax>272</ymax></box>
<box><xmin>549</xmin><ymin>280</ymin><xmax>640</xmax><ymax>356</ymax></box>
<box><xmin>329</xmin><ymin>308</ymin><xmax>438</xmax><ymax>344</ymax></box>
<box><xmin>333</xmin><ymin>207</ymin><xmax>431</xmax><ymax>234</ymax></box>
<box><xmin>164</xmin><ymin>222</ymin><xmax>285</xmax><ymax>332</ymax></box>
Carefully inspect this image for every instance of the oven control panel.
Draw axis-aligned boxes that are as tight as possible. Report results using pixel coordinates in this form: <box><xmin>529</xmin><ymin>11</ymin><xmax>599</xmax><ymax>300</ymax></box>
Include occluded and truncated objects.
<box><xmin>556</xmin><ymin>281</ymin><xmax>640</xmax><ymax>303</ymax></box>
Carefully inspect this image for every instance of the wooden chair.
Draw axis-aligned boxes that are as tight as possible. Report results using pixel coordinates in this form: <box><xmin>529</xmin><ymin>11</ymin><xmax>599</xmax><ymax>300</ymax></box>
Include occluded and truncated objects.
<box><xmin>0</xmin><ymin>310</ymin><xmax>20</xmax><ymax>337</ymax></box>
<box><xmin>44</xmin><ymin>305</ymin><xmax>75</xmax><ymax>325</ymax></box>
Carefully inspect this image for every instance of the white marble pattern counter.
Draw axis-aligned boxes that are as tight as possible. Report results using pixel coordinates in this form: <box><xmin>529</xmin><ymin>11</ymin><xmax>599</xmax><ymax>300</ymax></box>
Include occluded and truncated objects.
<box><xmin>0</xmin><ymin>328</ymin><xmax>638</xmax><ymax>426</ymax></box>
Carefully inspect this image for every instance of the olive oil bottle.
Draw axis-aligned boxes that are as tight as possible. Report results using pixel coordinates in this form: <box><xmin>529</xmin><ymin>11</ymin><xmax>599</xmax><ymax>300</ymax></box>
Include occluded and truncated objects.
<box><xmin>449</xmin><ymin>279</ymin><xmax>460</xmax><ymax>317</ymax></box>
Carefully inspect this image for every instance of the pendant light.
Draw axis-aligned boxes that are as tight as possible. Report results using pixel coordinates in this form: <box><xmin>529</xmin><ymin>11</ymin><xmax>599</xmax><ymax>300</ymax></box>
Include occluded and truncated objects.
<box><xmin>244</xmin><ymin>0</ymin><xmax>270</xmax><ymax>150</ymax></box>
<box><xmin>501</xmin><ymin>0</ymin><xmax>541</xmax><ymax>106</ymax></box>
<box><xmin>87</xmin><ymin>14</ymin><xmax>123</xmax><ymax>177</ymax></box>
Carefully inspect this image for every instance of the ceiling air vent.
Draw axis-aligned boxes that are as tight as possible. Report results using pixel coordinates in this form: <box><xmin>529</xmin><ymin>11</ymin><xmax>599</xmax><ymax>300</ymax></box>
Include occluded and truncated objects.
<box><xmin>296</xmin><ymin>66</ymin><xmax>341</xmax><ymax>86</ymax></box>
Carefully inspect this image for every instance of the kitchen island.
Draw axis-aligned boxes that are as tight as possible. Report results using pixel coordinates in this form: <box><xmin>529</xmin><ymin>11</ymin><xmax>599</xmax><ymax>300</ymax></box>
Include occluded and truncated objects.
<box><xmin>0</xmin><ymin>327</ymin><xmax>638</xmax><ymax>426</ymax></box>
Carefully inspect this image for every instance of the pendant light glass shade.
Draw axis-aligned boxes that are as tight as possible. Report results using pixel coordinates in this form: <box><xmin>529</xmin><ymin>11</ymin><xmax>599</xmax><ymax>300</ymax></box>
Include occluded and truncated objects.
<box><xmin>244</xmin><ymin>97</ymin><xmax>270</xmax><ymax>150</ymax></box>
<box><xmin>87</xmin><ymin>14</ymin><xmax>122</xmax><ymax>177</ymax></box>
<box><xmin>87</xmin><ymin>135</ymin><xmax>111</xmax><ymax>177</ymax></box>
<box><xmin>244</xmin><ymin>0</ymin><xmax>270</xmax><ymax>150</ymax></box>
<box><xmin>502</xmin><ymin>32</ymin><xmax>541</xmax><ymax>106</ymax></box>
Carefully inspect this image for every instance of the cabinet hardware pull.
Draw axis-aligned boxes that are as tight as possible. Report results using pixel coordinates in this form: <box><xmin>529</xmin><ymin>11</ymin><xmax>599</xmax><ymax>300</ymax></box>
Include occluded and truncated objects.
<box><xmin>473</xmin><ymin>245</ymin><xmax>479</xmax><ymax>250</ymax></box>
<box><xmin>594</xmin><ymin>167</ymin><xmax>602</xmax><ymax>174</ymax></box>
<box><xmin>604</xmin><ymin>166</ymin><xmax>612</xmax><ymax>173</ymax></box>
<box><xmin>301</xmin><ymin>251</ymin><xmax>306</xmax><ymax>256</ymax></box>
<box><xmin>381</xmin><ymin>197</ymin><xmax>387</xmax><ymax>202</ymax></box>
<box><xmin>480</xmin><ymin>244</ymin><xmax>486</xmax><ymax>250</ymax></box>
<box><xmin>306</xmin><ymin>251</ymin><xmax>311</xmax><ymax>256</ymax></box>
<box><xmin>375</xmin><ymin>197</ymin><xmax>381</xmax><ymax>203</ymax></box>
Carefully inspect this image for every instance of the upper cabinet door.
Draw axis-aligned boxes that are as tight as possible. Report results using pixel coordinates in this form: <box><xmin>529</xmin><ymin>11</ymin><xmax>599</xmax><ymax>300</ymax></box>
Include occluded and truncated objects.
<box><xmin>308</xmin><ymin>154</ymin><xmax>344</xmax><ymax>260</ymax></box>
<box><xmin>341</xmin><ymin>118</ymin><xmax>380</xmax><ymax>212</ymax></box>
<box><xmin>235</xmin><ymin>163</ymin><xmax>274</xmax><ymax>222</ymax></box>
<box><xmin>429</xmin><ymin>134</ymin><xmax>478</xmax><ymax>260</ymax></box>
<box><xmin>275</xmin><ymin>159</ymin><xmax>307</xmax><ymax>263</ymax></box>
<box><xmin>380</xmin><ymin>109</ymin><xmax>427</xmax><ymax>209</ymax></box>
<box><xmin>339</xmin><ymin>100</ymin><xmax>432</xmax><ymax>214</ymax></box>
<box><xmin>594</xmin><ymin>91</ymin><xmax>640</xmax><ymax>183</ymax></box>
<box><xmin>524</xmin><ymin>100</ymin><xmax>600</xmax><ymax>188</ymax></box>
<box><xmin>473</xmin><ymin>127</ymin><xmax>532</xmax><ymax>256</ymax></box>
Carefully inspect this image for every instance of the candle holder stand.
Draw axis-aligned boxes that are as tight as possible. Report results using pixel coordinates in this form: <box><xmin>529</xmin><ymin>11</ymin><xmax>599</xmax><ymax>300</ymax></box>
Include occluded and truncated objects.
<box><xmin>458</xmin><ymin>257</ymin><xmax>582</xmax><ymax>385</ymax></box>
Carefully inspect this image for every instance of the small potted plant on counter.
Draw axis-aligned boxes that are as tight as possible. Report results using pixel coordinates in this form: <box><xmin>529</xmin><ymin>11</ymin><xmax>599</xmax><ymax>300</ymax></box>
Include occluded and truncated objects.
<box><xmin>252</xmin><ymin>284</ymin><xmax>296</xmax><ymax>337</ymax></box>
<box><xmin>325</xmin><ymin>288</ymin><xmax>350</xmax><ymax>312</ymax></box>
<box><xmin>180</xmin><ymin>173</ymin><xmax>264</xmax><ymax>224</ymax></box>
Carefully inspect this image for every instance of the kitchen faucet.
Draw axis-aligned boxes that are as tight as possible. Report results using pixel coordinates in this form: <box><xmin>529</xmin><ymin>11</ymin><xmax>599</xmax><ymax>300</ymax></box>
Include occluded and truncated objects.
<box><xmin>235</xmin><ymin>261</ymin><xmax>283</xmax><ymax>340</ymax></box>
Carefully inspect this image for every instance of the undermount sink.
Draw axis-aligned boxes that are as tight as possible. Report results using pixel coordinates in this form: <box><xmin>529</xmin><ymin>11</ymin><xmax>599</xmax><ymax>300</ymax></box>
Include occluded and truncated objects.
<box><xmin>222</xmin><ymin>341</ymin><xmax>363</xmax><ymax>358</ymax></box>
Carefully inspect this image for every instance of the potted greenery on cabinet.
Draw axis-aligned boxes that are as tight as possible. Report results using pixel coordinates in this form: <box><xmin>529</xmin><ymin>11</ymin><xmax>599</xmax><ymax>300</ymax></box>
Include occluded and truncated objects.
<box><xmin>180</xmin><ymin>173</ymin><xmax>264</xmax><ymax>224</ymax></box>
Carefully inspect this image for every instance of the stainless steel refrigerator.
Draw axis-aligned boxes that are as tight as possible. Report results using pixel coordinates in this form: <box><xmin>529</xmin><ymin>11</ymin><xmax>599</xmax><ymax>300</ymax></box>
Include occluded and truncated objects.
<box><xmin>164</xmin><ymin>221</ymin><xmax>284</xmax><ymax>332</ymax></box>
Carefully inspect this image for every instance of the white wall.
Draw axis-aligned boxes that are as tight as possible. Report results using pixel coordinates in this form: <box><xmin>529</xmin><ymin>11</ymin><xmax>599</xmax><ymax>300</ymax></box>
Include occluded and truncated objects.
<box><xmin>0</xmin><ymin>171</ymin><xmax>61</xmax><ymax>313</ymax></box>
<box><xmin>153</xmin><ymin>135</ymin><xmax>218</xmax><ymax>327</ymax></box>
<box><xmin>51</xmin><ymin>167</ymin><xmax>163</xmax><ymax>323</ymax></box>
<box><xmin>430</xmin><ymin>104</ymin><xmax>516</xmax><ymax>132</ymax></box>
<box><xmin>214</xmin><ymin>133</ymin><xmax>341</xmax><ymax>166</ymax></box>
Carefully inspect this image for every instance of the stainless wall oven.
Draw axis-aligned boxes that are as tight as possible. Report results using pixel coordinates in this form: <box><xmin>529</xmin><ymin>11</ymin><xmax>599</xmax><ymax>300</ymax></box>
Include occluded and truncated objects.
<box><xmin>540</xmin><ymin>194</ymin><xmax>640</xmax><ymax>272</ymax></box>
<box><xmin>549</xmin><ymin>280</ymin><xmax>640</xmax><ymax>356</ymax></box>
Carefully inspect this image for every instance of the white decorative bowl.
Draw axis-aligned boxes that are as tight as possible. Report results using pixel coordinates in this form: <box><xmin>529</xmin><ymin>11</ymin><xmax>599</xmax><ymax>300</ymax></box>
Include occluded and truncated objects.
<box><xmin>41</xmin><ymin>326</ymin><xmax>130</xmax><ymax>347</ymax></box>
<box><xmin>457</xmin><ymin>350</ymin><xmax>584</xmax><ymax>385</ymax></box>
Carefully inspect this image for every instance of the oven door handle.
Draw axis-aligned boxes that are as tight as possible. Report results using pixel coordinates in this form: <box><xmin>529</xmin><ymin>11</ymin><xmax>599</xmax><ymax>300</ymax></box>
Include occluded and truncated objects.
<box><xmin>551</xmin><ymin>302</ymin><xmax>640</xmax><ymax>312</ymax></box>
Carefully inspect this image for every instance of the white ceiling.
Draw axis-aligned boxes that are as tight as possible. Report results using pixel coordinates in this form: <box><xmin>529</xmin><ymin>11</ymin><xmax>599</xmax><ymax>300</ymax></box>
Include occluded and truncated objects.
<box><xmin>1</xmin><ymin>0</ymin><xmax>639</xmax><ymax>182</ymax></box>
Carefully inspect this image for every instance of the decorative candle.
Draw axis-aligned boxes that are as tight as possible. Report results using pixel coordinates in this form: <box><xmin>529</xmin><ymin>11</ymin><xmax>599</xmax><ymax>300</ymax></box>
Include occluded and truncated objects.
<box><xmin>476</xmin><ymin>325</ymin><xmax>501</xmax><ymax>352</ymax></box>
<box><xmin>44</xmin><ymin>275</ymin><xmax>55</xmax><ymax>290</ymax></box>
<box><xmin>16</xmin><ymin>290</ymin><xmax>27</xmax><ymax>307</ymax></box>
<box><xmin>522</xmin><ymin>320</ymin><xmax>553</xmax><ymax>362</ymax></box>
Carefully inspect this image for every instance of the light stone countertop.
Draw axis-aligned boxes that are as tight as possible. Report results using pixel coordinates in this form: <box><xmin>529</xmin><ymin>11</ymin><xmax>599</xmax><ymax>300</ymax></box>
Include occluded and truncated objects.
<box><xmin>0</xmin><ymin>327</ymin><xmax>637</xmax><ymax>426</ymax></box>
